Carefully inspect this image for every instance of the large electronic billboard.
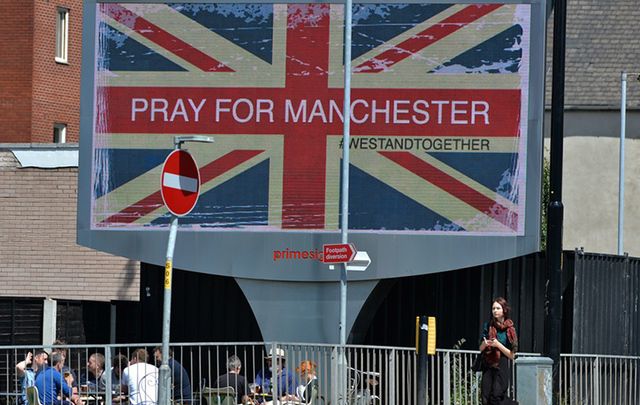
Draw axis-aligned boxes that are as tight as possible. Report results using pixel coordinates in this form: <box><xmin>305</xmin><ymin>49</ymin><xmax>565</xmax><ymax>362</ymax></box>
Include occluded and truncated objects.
<box><xmin>78</xmin><ymin>1</ymin><xmax>546</xmax><ymax>282</ymax></box>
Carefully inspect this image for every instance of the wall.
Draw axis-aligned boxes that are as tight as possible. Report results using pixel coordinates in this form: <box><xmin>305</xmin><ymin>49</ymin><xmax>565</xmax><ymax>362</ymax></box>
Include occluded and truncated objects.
<box><xmin>544</xmin><ymin>135</ymin><xmax>640</xmax><ymax>257</ymax></box>
<box><xmin>32</xmin><ymin>0</ymin><xmax>83</xmax><ymax>142</ymax></box>
<box><xmin>0</xmin><ymin>1</ymin><xmax>34</xmax><ymax>142</ymax></box>
<box><xmin>0</xmin><ymin>149</ymin><xmax>139</xmax><ymax>301</ymax></box>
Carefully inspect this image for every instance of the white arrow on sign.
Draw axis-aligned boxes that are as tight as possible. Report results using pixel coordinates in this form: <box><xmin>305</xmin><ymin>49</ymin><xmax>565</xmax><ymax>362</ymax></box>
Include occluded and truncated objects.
<box><xmin>346</xmin><ymin>251</ymin><xmax>371</xmax><ymax>271</ymax></box>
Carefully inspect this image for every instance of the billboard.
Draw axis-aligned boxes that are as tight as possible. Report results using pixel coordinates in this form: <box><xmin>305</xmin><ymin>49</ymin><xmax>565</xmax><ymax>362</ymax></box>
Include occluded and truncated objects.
<box><xmin>78</xmin><ymin>1</ymin><xmax>546</xmax><ymax>281</ymax></box>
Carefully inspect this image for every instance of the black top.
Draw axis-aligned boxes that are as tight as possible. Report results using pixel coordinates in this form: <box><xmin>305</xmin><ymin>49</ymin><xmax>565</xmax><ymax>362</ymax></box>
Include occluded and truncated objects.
<box><xmin>168</xmin><ymin>358</ymin><xmax>192</xmax><ymax>401</ymax></box>
<box><xmin>214</xmin><ymin>373</ymin><xmax>246</xmax><ymax>399</ymax></box>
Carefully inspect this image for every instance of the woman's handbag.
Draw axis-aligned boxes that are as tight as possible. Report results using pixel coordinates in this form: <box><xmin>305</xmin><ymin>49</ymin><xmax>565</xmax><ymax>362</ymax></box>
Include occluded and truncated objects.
<box><xmin>471</xmin><ymin>352</ymin><xmax>485</xmax><ymax>372</ymax></box>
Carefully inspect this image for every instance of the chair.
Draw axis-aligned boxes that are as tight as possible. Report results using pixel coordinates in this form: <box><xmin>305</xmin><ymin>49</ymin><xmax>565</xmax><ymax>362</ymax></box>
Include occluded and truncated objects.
<box><xmin>306</xmin><ymin>380</ymin><xmax>324</xmax><ymax>405</ymax></box>
<box><xmin>26</xmin><ymin>386</ymin><xmax>42</xmax><ymax>405</ymax></box>
<box><xmin>201</xmin><ymin>386</ymin><xmax>236</xmax><ymax>405</ymax></box>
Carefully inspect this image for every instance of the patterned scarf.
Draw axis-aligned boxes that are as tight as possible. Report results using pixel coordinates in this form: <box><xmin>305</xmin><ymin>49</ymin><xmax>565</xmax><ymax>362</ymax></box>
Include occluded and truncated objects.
<box><xmin>484</xmin><ymin>319</ymin><xmax>518</xmax><ymax>368</ymax></box>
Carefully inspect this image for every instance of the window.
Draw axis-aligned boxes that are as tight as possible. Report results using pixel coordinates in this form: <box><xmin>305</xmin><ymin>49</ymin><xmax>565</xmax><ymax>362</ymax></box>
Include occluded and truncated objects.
<box><xmin>53</xmin><ymin>124</ymin><xmax>67</xmax><ymax>143</ymax></box>
<box><xmin>55</xmin><ymin>8</ymin><xmax>69</xmax><ymax>63</ymax></box>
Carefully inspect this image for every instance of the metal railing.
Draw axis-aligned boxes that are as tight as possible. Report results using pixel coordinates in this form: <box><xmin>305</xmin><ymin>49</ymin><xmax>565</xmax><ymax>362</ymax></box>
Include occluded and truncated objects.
<box><xmin>0</xmin><ymin>342</ymin><xmax>416</xmax><ymax>405</ymax></box>
<box><xmin>560</xmin><ymin>353</ymin><xmax>640</xmax><ymax>405</ymax></box>
<box><xmin>427</xmin><ymin>349</ymin><xmax>540</xmax><ymax>405</ymax></box>
<box><xmin>1</xmin><ymin>344</ymin><xmax>638</xmax><ymax>405</ymax></box>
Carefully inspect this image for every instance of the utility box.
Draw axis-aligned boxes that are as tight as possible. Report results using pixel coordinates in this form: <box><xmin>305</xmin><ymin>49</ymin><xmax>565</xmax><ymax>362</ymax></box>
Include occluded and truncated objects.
<box><xmin>516</xmin><ymin>356</ymin><xmax>553</xmax><ymax>405</ymax></box>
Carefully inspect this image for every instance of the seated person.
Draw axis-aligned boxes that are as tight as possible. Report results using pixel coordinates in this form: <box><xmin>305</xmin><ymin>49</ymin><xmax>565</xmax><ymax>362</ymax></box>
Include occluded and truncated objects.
<box><xmin>254</xmin><ymin>349</ymin><xmax>297</xmax><ymax>403</ymax></box>
<box><xmin>49</xmin><ymin>340</ymin><xmax>79</xmax><ymax>391</ymax></box>
<box><xmin>294</xmin><ymin>361</ymin><xmax>318</xmax><ymax>404</ymax></box>
<box><xmin>85</xmin><ymin>353</ymin><xmax>107</xmax><ymax>391</ymax></box>
<box><xmin>34</xmin><ymin>351</ymin><xmax>83</xmax><ymax>405</ymax></box>
<box><xmin>110</xmin><ymin>354</ymin><xmax>129</xmax><ymax>404</ymax></box>
<box><xmin>16</xmin><ymin>350</ymin><xmax>49</xmax><ymax>405</ymax></box>
<box><xmin>121</xmin><ymin>348</ymin><xmax>159</xmax><ymax>405</ymax></box>
<box><xmin>153</xmin><ymin>347</ymin><xmax>192</xmax><ymax>403</ymax></box>
<box><xmin>214</xmin><ymin>355</ymin><xmax>250</xmax><ymax>403</ymax></box>
<box><xmin>110</xmin><ymin>354</ymin><xmax>129</xmax><ymax>389</ymax></box>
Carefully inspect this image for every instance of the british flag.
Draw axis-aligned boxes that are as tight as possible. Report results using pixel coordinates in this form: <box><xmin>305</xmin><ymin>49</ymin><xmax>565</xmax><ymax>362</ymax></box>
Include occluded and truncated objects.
<box><xmin>92</xmin><ymin>2</ymin><xmax>530</xmax><ymax>234</ymax></box>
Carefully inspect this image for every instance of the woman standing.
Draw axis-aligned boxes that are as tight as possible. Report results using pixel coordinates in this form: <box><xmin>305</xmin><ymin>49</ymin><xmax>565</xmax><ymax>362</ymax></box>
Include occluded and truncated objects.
<box><xmin>479</xmin><ymin>297</ymin><xmax>518</xmax><ymax>405</ymax></box>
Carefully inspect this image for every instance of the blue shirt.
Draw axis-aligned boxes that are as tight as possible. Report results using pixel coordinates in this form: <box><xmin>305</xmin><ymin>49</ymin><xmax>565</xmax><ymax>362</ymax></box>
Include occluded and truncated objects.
<box><xmin>255</xmin><ymin>368</ymin><xmax>298</xmax><ymax>396</ymax></box>
<box><xmin>35</xmin><ymin>367</ymin><xmax>73</xmax><ymax>405</ymax></box>
<box><xmin>19</xmin><ymin>369</ymin><xmax>36</xmax><ymax>405</ymax></box>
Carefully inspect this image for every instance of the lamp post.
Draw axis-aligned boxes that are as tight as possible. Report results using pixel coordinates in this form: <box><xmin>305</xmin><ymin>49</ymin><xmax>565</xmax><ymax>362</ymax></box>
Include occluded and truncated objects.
<box><xmin>545</xmin><ymin>0</ymin><xmax>566</xmax><ymax>402</ymax></box>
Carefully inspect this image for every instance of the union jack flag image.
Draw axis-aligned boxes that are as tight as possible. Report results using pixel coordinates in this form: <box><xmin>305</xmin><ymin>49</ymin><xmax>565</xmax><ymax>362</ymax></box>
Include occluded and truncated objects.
<box><xmin>92</xmin><ymin>2</ymin><xmax>531</xmax><ymax>234</ymax></box>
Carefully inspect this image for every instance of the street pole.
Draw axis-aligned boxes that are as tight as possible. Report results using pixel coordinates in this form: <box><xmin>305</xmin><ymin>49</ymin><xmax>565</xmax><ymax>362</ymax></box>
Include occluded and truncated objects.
<box><xmin>618</xmin><ymin>72</ymin><xmax>627</xmax><ymax>256</ymax></box>
<box><xmin>416</xmin><ymin>316</ymin><xmax>428</xmax><ymax>405</ymax></box>
<box><xmin>159</xmin><ymin>215</ymin><xmax>178</xmax><ymax>405</ymax></box>
<box><xmin>545</xmin><ymin>0</ymin><xmax>567</xmax><ymax>403</ymax></box>
<box><xmin>158</xmin><ymin>136</ymin><xmax>212</xmax><ymax>405</ymax></box>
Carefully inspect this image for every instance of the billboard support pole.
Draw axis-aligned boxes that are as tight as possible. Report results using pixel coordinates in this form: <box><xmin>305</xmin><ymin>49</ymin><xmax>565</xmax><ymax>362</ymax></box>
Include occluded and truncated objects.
<box><xmin>545</xmin><ymin>0</ymin><xmax>567</xmax><ymax>403</ymax></box>
<box><xmin>338</xmin><ymin>0</ymin><xmax>354</xmax><ymax>402</ymax></box>
<box><xmin>340</xmin><ymin>0</ymin><xmax>353</xmax><ymax>349</ymax></box>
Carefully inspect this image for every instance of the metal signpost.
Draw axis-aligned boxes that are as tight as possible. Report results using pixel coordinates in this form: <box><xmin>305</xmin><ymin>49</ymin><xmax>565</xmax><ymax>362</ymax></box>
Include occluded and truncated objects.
<box><xmin>159</xmin><ymin>136</ymin><xmax>213</xmax><ymax>405</ymax></box>
<box><xmin>337</xmin><ymin>2</ymin><xmax>354</xmax><ymax>401</ymax></box>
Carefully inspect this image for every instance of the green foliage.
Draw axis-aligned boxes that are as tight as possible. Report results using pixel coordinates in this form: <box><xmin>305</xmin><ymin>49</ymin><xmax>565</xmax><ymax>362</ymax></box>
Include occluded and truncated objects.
<box><xmin>450</xmin><ymin>339</ymin><xmax>481</xmax><ymax>405</ymax></box>
<box><xmin>541</xmin><ymin>153</ymin><xmax>551</xmax><ymax>250</ymax></box>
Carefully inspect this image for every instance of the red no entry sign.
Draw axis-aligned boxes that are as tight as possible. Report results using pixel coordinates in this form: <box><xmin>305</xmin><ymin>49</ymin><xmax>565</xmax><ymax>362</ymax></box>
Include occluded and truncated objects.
<box><xmin>161</xmin><ymin>149</ymin><xmax>200</xmax><ymax>217</ymax></box>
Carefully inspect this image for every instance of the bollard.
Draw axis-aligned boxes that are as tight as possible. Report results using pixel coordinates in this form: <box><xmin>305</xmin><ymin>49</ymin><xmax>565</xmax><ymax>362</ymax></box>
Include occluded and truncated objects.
<box><xmin>516</xmin><ymin>357</ymin><xmax>553</xmax><ymax>405</ymax></box>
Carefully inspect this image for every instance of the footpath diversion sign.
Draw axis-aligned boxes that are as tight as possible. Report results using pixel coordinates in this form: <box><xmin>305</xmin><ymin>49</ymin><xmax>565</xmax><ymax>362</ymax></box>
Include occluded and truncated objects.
<box><xmin>161</xmin><ymin>149</ymin><xmax>200</xmax><ymax>217</ymax></box>
<box><xmin>323</xmin><ymin>243</ymin><xmax>357</xmax><ymax>264</ymax></box>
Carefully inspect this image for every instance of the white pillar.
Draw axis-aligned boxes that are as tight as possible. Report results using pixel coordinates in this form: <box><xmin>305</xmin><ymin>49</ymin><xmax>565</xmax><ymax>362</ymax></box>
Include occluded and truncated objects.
<box><xmin>42</xmin><ymin>298</ymin><xmax>57</xmax><ymax>345</ymax></box>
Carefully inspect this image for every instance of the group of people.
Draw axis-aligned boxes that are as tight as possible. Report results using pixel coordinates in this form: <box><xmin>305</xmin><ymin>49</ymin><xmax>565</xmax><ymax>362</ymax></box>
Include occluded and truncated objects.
<box><xmin>14</xmin><ymin>299</ymin><xmax>517</xmax><ymax>405</ymax></box>
<box><xmin>16</xmin><ymin>342</ymin><xmax>83</xmax><ymax>405</ymax></box>
<box><xmin>213</xmin><ymin>349</ymin><xmax>318</xmax><ymax>405</ymax></box>
<box><xmin>16</xmin><ymin>344</ymin><xmax>192</xmax><ymax>405</ymax></box>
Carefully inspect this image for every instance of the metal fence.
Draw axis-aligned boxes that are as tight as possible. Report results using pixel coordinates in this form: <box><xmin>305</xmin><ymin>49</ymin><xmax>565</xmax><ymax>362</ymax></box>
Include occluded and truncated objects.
<box><xmin>0</xmin><ymin>342</ymin><xmax>416</xmax><ymax>405</ymax></box>
<box><xmin>427</xmin><ymin>350</ymin><xmax>640</xmax><ymax>405</ymax></box>
<box><xmin>560</xmin><ymin>353</ymin><xmax>640</xmax><ymax>405</ymax></box>
<box><xmin>427</xmin><ymin>349</ymin><xmax>540</xmax><ymax>405</ymax></box>
<box><xmin>1</xmin><ymin>344</ymin><xmax>639</xmax><ymax>405</ymax></box>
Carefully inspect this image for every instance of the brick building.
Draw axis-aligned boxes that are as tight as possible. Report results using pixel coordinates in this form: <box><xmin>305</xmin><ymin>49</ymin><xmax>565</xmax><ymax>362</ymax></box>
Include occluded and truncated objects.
<box><xmin>1</xmin><ymin>0</ymin><xmax>84</xmax><ymax>143</ymax></box>
<box><xmin>0</xmin><ymin>0</ymin><xmax>139</xmax><ymax>345</ymax></box>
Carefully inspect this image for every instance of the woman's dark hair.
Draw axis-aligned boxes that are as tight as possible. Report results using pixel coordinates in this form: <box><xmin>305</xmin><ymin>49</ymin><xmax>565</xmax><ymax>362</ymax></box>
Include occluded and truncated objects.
<box><xmin>489</xmin><ymin>297</ymin><xmax>511</xmax><ymax>326</ymax></box>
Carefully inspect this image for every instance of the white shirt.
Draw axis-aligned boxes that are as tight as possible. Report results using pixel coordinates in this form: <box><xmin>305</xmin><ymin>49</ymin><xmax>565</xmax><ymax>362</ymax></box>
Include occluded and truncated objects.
<box><xmin>122</xmin><ymin>363</ymin><xmax>159</xmax><ymax>405</ymax></box>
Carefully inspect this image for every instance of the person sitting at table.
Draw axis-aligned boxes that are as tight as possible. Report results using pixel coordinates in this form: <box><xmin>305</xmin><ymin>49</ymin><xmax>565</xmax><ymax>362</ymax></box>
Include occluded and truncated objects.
<box><xmin>152</xmin><ymin>347</ymin><xmax>191</xmax><ymax>403</ymax></box>
<box><xmin>110</xmin><ymin>354</ymin><xmax>129</xmax><ymax>389</ymax></box>
<box><xmin>34</xmin><ymin>351</ymin><xmax>83</xmax><ymax>405</ymax></box>
<box><xmin>85</xmin><ymin>353</ymin><xmax>107</xmax><ymax>391</ymax></box>
<box><xmin>294</xmin><ymin>361</ymin><xmax>318</xmax><ymax>404</ymax></box>
<box><xmin>254</xmin><ymin>348</ymin><xmax>297</xmax><ymax>403</ymax></box>
<box><xmin>49</xmin><ymin>340</ymin><xmax>79</xmax><ymax>392</ymax></box>
<box><xmin>16</xmin><ymin>350</ymin><xmax>49</xmax><ymax>405</ymax></box>
<box><xmin>109</xmin><ymin>354</ymin><xmax>129</xmax><ymax>404</ymax></box>
<box><xmin>122</xmin><ymin>349</ymin><xmax>158</xmax><ymax>405</ymax></box>
<box><xmin>214</xmin><ymin>355</ymin><xmax>250</xmax><ymax>403</ymax></box>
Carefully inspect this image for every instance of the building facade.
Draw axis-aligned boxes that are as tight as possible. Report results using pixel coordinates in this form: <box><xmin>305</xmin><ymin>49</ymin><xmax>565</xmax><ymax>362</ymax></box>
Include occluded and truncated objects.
<box><xmin>544</xmin><ymin>0</ymin><xmax>640</xmax><ymax>256</ymax></box>
<box><xmin>1</xmin><ymin>0</ymin><xmax>83</xmax><ymax>143</ymax></box>
<box><xmin>0</xmin><ymin>0</ymin><xmax>139</xmax><ymax>344</ymax></box>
